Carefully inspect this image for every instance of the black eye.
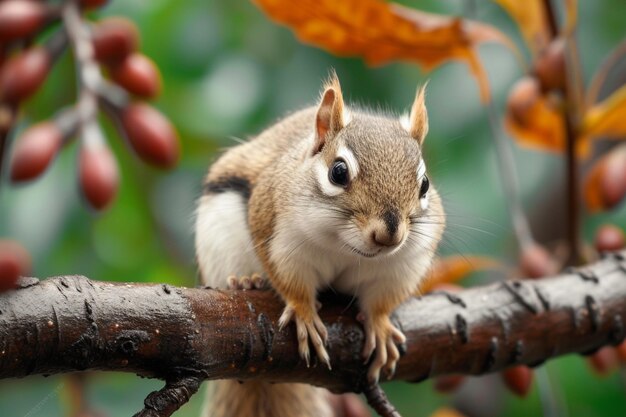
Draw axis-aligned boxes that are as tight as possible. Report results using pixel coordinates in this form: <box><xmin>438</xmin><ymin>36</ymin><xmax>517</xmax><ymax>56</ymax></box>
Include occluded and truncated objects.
<box><xmin>329</xmin><ymin>159</ymin><xmax>349</xmax><ymax>187</ymax></box>
<box><xmin>419</xmin><ymin>176</ymin><xmax>429</xmax><ymax>198</ymax></box>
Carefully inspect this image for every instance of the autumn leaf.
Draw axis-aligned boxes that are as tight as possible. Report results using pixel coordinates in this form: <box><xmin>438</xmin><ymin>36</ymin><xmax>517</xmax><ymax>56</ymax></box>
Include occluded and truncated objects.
<box><xmin>491</xmin><ymin>0</ymin><xmax>577</xmax><ymax>52</ymax></box>
<box><xmin>505</xmin><ymin>76</ymin><xmax>592</xmax><ymax>155</ymax></box>
<box><xmin>583</xmin><ymin>144</ymin><xmax>626</xmax><ymax>212</ymax></box>
<box><xmin>582</xmin><ymin>83</ymin><xmax>626</xmax><ymax>139</ymax></box>
<box><xmin>254</xmin><ymin>0</ymin><xmax>515</xmax><ymax>102</ymax></box>
<box><xmin>420</xmin><ymin>255</ymin><xmax>500</xmax><ymax>294</ymax></box>
<box><xmin>491</xmin><ymin>0</ymin><xmax>551</xmax><ymax>55</ymax></box>
<box><xmin>504</xmin><ymin>76</ymin><xmax>566</xmax><ymax>152</ymax></box>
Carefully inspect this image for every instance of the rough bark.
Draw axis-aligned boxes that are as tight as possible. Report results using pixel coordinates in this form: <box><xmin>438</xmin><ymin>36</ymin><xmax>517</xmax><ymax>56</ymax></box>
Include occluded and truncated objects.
<box><xmin>1</xmin><ymin>252</ymin><xmax>625</xmax><ymax>415</ymax></box>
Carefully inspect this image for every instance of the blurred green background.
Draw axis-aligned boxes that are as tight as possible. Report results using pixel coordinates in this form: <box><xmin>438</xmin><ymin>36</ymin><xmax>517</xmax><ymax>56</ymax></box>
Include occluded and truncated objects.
<box><xmin>1</xmin><ymin>0</ymin><xmax>625</xmax><ymax>416</ymax></box>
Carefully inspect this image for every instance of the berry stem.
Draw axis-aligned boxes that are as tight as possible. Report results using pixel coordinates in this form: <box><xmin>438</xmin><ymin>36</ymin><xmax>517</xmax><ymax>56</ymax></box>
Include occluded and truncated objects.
<box><xmin>485</xmin><ymin>97</ymin><xmax>535</xmax><ymax>250</ymax></box>
<box><xmin>61</xmin><ymin>0</ymin><xmax>106</xmax><ymax>148</ymax></box>
<box><xmin>542</xmin><ymin>0</ymin><xmax>584</xmax><ymax>265</ymax></box>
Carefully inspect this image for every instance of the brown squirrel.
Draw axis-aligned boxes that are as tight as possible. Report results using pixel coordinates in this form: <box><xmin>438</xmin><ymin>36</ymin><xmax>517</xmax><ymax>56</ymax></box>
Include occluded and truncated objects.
<box><xmin>195</xmin><ymin>72</ymin><xmax>445</xmax><ymax>417</ymax></box>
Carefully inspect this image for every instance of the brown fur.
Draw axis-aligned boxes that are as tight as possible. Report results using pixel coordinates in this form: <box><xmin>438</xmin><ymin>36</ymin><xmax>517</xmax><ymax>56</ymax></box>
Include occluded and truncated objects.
<box><xmin>205</xmin><ymin>381</ymin><xmax>331</xmax><ymax>417</ymax></box>
<box><xmin>409</xmin><ymin>84</ymin><xmax>429</xmax><ymax>143</ymax></box>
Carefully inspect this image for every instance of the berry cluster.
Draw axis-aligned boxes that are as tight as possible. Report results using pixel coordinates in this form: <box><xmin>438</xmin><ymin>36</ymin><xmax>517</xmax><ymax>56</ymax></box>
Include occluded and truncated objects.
<box><xmin>505</xmin><ymin>39</ymin><xmax>566</xmax><ymax>150</ymax></box>
<box><xmin>1</xmin><ymin>0</ymin><xmax>179</xmax><ymax>210</ymax></box>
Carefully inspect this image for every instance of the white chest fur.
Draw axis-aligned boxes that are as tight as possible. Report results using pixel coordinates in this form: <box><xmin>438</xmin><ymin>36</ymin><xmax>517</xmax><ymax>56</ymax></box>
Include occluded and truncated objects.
<box><xmin>269</xmin><ymin>205</ymin><xmax>435</xmax><ymax>298</ymax></box>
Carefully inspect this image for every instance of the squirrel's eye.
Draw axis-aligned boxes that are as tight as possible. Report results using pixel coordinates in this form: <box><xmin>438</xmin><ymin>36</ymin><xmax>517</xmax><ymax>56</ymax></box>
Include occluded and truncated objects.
<box><xmin>329</xmin><ymin>159</ymin><xmax>349</xmax><ymax>187</ymax></box>
<box><xmin>419</xmin><ymin>176</ymin><xmax>429</xmax><ymax>198</ymax></box>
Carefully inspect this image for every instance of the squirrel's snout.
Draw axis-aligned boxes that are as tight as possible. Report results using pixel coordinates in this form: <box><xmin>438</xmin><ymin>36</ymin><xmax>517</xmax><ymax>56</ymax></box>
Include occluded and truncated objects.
<box><xmin>371</xmin><ymin>229</ymin><xmax>403</xmax><ymax>247</ymax></box>
<box><xmin>368</xmin><ymin>210</ymin><xmax>406</xmax><ymax>248</ymax></box>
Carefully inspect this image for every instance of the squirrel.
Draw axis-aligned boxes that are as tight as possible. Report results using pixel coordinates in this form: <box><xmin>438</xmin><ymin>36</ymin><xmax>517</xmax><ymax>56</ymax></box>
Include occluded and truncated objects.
<box><xmin>194</xmin><ymin>71</ymin><xmax>445</xmax><ymax>417</ymax></box>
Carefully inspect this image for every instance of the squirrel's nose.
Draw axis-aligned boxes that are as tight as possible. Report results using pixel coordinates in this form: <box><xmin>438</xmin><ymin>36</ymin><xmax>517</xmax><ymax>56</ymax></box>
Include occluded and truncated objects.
<box><xmin>371</xmin><ymin>230</ymin><xmax>402</xmax><ymax>247</ymax></box>
<box><xmin>368</xmin><ymin>209</ymin><xmax>405</xmax><ymax>248</ymax></box>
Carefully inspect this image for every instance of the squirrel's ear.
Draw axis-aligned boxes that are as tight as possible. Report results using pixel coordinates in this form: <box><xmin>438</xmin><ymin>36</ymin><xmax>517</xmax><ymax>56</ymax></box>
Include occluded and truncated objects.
<box><xmin>313</xmin><ymin>71</ymin><xmax>345</xmax><ymax>154</ymax></box>
<box><xmin>408</xmin><ymin>83</ymin><xmax>429</xmax><ymax>145</ymax></box>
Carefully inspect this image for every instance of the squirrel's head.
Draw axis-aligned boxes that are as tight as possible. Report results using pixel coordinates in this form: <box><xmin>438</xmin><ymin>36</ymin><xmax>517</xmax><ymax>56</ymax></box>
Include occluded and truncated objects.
<box><xmin>304</xmin><ymin>71</ymin><xmax>443</xmax><ymax>259</ymax></box>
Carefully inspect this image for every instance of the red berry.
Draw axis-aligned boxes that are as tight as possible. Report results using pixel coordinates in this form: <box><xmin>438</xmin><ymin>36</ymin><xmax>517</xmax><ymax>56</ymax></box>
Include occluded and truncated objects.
<box><xmin>433</xmin><ymin>375</ymin><xmax>465</xmax><ymax>393</ymax></box>
<box><xmin>0</xmin><ymin>0</ymin><xmax>47</xmax><ymax>42</ymax></box>
<box><xmin>584</xmin><ymin>145</ymin><xmax>626</xmax><ymax>212</ymax></box>
<box><xmin>601</xmin><ymin>146</ymin><xmax>626</xmax><ymax>208</ymax></box>
<box><xmin>109</xmin><ymin>53</ymin><xmax>161</xmax><ymax>98</ymax></box>
<box><xmin>79</xmin><ymin>144</ymin><xmax>119</xmax><ymax>210</ymax></box>
<box><xmin>0</xmin><ymin>46</ymin><xmax>51</xmax><ymax>103</ymax></box>
<box><xmin>92</xmin><ymin>17</ymin><xmax>139</xmax><ymax>64</ymax></box>
<box><xmin>506</xmin><ymin>77</ymin><xmax>541</xmax><ymax>127</ymax></box>
<box><xmin>534</xmin><ymin>39</ymin><xmax>566</xmax><ymax>91</ymax></box>
<box><xmin>0</xmin><ymin>240</ymin><xmax>31</xmax><ymax>292</ymax></box>
<box><xmin>502</xmin><ymin>366</ymin><xmax>533</xmax><ymax>397</ymax></box>
<box><xmin>594</xmin><ymin>224</ymin><xmax>625</xmax><ymax>252</ymax></box>
<box><xmin>519</xmin><ymin>243</ymin><xmax>559</xmax><ymax>279</ymax></box>
<box><xmin>10</xmin><ymin>121</ymin><xmax>63</xmax><ymax>182</ymax></box>
<box><xmin>587</xmin><ymin>347</ymin><xmax>619</xmax><ymax>376</ymax></box>
<box><xmin>121</xmin><ymin>103</ymin><xmax>179</xmax><ymax>168</ymax></box>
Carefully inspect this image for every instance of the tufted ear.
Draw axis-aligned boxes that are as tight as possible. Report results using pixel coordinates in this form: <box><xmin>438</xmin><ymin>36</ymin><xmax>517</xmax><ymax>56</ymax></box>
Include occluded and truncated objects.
<box><xmin>408</xmin><ymin>83</ymin><xmax>429</xmax><ymax>144</ymax></box>
<box><xmin>313</xmin><ymin>71</ymin><xmax>345</xmax><ymax>154</ymax></box>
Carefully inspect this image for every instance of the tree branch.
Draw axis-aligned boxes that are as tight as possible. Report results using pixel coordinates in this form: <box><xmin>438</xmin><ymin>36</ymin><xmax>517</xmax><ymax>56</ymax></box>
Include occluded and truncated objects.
<box><xmin>1</xmin><ymin>252</ymin><xmax>625</xmax><ymax>415</ymax></box>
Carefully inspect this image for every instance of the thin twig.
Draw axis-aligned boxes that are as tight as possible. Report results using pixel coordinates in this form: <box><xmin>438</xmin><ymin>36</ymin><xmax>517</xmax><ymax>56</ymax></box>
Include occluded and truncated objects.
<box><xmin>61</xmin><ymin>0</ymin><xmax>106</xmax><ymax>148</ymax></box>
<box><xmin>462</xmin><ymin>1</ymin><xmax>535</xmax><ymax>250</ymax></box>
<box><xmin>485</xmin><ymin>98</ymin><xmax>535</xmax><ymax>249</ymax></box>
<box><xmin>363</xmin><ymin>384</ymin><xmax>402</xmax><ymax>417</ymax></box>
<box><xmin>133</xmin><ymin>376</ymin><xmax>202</xmax><ymax>417</ymax></box>
<box><xmin>542</xmin><ymin>0</ymin><xmax>583</xmax><ymax>265</ymax></box>
<box><xmin>563</xmin><ymin>111</ymin><xmax>580</xmax><ymax>265</ymax></box>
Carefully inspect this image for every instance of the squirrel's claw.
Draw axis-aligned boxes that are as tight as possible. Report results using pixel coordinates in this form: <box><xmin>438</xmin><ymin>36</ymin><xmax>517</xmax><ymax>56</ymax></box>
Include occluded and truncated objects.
<box><xmin>361</xmin><ymin>314</ymin><xmax>406</xmax><ymax>383</ymax></box>
<box><xmin>279</xmin><ymin>304</ymin><xmax>331</xmax><ymax>370</ymax></box>
<box><xmin>278</xmin><ymin>305</ymin><xmax>294</xmax><ymax>329</ymax></box>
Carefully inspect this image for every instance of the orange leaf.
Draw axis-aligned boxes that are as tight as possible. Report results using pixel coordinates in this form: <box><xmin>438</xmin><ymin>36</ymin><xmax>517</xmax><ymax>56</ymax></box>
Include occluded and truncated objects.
<box><xmin>254</xmin><ymin>0</ymin><xmax>514</xmax><ymax>102</ymax></box>
<box><xmin>420</xmin><ymin>255</ymin><xmax>499</xmax><ymax>294</ymax></box>
<box><xmin>583</xmin><ymin>145</ymin><xmax>626</xmax><ymax>212</ymax></box>
<box><xmin>429</xmin><ymin>407</ymin><xmax>467</xmax><ymax>417</ymax></box>
<box><xmin>491</xmin><ymin>0</ymin><xmax>551</xmax><ymax>55</ymax></box>
<box><xmin>582</xmin><ymin>83</ymin><xmax>626</xmax><ymax>139</ymax></box>
<box><xmin>504</xmin><ymin>76</ymin><xmax>567</xmax><ymax>152</ymax></box>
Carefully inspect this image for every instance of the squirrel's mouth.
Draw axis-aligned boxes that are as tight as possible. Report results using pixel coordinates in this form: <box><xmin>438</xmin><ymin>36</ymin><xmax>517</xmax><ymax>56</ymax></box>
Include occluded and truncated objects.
<box><xmin>347</xmin><ymin>245</ymin><xmax>381</xmax><ymax>258</ymax></box>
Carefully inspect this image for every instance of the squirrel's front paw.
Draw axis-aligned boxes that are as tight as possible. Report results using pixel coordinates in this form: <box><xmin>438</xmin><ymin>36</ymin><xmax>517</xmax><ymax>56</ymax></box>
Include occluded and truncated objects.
<box><xmin>361</xmin><ymin>314</ymin><xmax>406</xmax><ymax>383</ymax></box>
<box><xmin>278</xmin><ymin>304</ymin><xmax>330</xmax><ymax>369</ymax></box>
<box><xmin>226</xmin><ymin>272</ymin><xmax>268</xmax><ymax>290</ymax></box>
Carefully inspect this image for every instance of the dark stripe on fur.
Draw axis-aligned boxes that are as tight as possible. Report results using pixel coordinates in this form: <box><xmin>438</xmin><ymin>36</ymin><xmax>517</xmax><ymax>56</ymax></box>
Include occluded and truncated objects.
<box><xmin>204</xmin><ymin>177</ymin><xmax>251</xmax><ymax>200</ymax></box>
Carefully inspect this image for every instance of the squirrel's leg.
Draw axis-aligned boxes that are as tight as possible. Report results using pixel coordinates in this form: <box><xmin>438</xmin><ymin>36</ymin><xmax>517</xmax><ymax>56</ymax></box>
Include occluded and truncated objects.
<box><xmin>273</xmin><ymin>275</ymin><xmax>330</xmax><ymax>369</ymax></box>
<box><xmin>358</xmin><ymin>289</ymin><xmax>407</xmax><ymax>383</ymax></box>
